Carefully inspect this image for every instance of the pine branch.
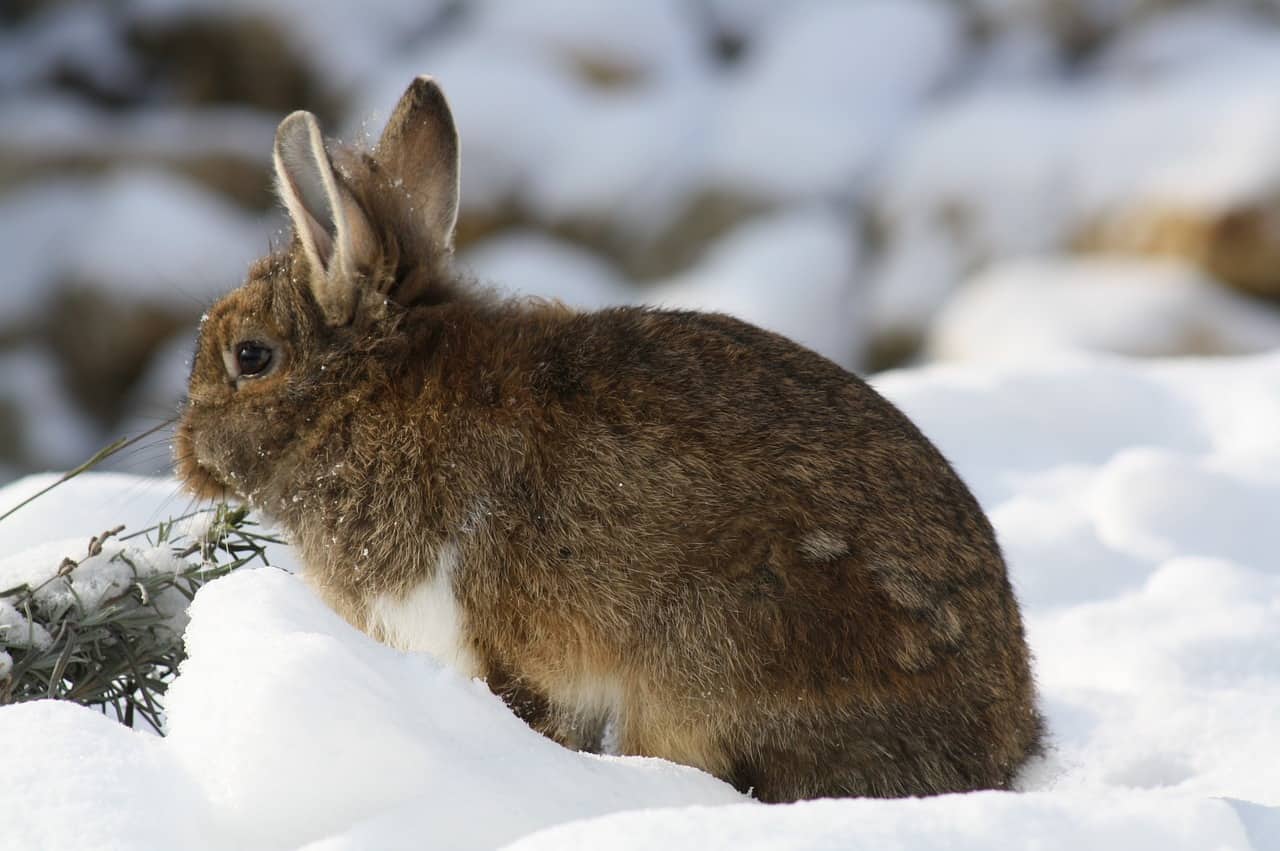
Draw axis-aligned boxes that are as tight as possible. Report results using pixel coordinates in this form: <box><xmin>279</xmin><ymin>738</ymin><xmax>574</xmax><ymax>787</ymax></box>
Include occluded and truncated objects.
<box><xmin>0</xmin><ymin>502</ymin><xmax>278</xmax><ymax>731</ymax></box>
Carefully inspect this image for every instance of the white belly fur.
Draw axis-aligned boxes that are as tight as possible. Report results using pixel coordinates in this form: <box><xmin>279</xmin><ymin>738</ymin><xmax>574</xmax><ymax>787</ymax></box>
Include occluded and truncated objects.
<box><xmin>366</xmin><ymin>540</ymin><xmax>480</xmax><ymax>678</ymax></box>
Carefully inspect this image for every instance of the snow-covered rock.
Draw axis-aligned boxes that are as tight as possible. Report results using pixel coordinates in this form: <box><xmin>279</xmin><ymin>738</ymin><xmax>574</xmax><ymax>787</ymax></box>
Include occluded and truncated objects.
<box><xmin>463</xmin><ymin>211</ymin><xmax>864</xmax><ymax>369</ymax></box>
<box><xmin>869</xmin><ymin>46</ymin><xmax>1280</xmax><ymax>337</ymax></box>
<box><xmin>0</xmin><ymin>170</ymin><xmax>271</xmax><ymax>322</ymax></box>
<box><xmin>927</xmin><ymin>258</ymin><xmax>1280</xmax><ymax>361</ymax></box>
<box><xmin>0</xmin><ymin>348</ymin><xmax>101</xmax><ymax>470</ymax></box>
<box><xmin>461</xmin><ymin>231</ymin><xmax>633</xmax><ymax>311</ymax></box>
<box><xmin>650</xmin><ymin>208</ymin><xmax>863</xmax><ymax>368</ymax></box>
<box><xmin>706</xmin><ymin>0</ymin><xmax>965</xmax><ymax>203</ymax></box>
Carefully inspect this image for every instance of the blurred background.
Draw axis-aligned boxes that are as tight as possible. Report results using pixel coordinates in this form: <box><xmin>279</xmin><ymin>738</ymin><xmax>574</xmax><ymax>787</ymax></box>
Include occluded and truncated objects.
<box><xmin>3</xmin><ymin>0</ymin><xmax>1280</xmax><ymax>484</ymax></box>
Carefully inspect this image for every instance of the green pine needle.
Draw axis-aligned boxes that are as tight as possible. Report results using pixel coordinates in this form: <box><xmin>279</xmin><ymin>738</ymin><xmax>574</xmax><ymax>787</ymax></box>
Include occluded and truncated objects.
<box><xmin>0</xmin><ymin>428</ymin><xmax>280</xmax><ymax>733</ymax></box>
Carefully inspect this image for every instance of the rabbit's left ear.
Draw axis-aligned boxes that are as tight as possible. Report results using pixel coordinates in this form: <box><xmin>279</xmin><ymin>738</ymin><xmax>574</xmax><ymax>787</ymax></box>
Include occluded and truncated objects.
<box><xmin>274</xmin><ymin>110</ymin><xmax>375</xmax><ymax>325</ymax></box>
<box><xmin>374</xmin><ymin>76</ymin><xmax>460</xmax><ymax>255</ymax></box>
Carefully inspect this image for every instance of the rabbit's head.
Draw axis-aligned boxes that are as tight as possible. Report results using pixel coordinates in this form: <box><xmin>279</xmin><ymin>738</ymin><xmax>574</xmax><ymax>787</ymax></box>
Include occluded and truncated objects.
<box><xmin>176</xmin><ymin>77</ymin><xmax>463</xmax><ymax>507</ymax></box>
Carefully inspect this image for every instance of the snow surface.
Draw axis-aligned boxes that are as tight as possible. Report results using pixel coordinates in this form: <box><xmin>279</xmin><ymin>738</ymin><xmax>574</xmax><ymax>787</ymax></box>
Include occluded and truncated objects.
<box><xmin>868</xmin><ymin>43</ymin><xmax>1280</xmax><ymax>339</ymax></box>
<box><xmin>0</xmin><ymin>347</ymin><xmax>102</xmax><ymax>469</ymax></box>
<box><xmin>462</xmin><ymin>209</ymin><xmax>864</xmax><ymax>369</ymax></box>
<box><xmin>705</xmin><ymin>0</ymin><xmax>964</xmax><ymax>202</ymax></box>
<box><xmin>0</xmin><ymin>170</ymin><xmax>273</xmax><ymax>319</ymax></box>
<box><xmin>928</xmin><ymin>257</ymin><xmax>1280</xmax><ymax>361</ymax></box>
<box><xmin>1</xmin><ymin>352</ymin><xmax>1278</xmax><ymax>849</ymax></box>
<box><xmin>461</xmin><ymin>231</ymin><xmax>633</xmax><ymax>311</ymax></box>
<box><xmin>649</xmin><ymin>208</ymin><xmax>863</xmax><ymax>368</ymax></box>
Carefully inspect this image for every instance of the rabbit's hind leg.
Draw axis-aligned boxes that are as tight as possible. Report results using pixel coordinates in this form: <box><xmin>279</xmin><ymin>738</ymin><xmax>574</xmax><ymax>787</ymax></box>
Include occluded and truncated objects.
<box><xmin>486</xmin><ymin>665</ymin><xmax>608</xmax><ymax>753</ymax></box>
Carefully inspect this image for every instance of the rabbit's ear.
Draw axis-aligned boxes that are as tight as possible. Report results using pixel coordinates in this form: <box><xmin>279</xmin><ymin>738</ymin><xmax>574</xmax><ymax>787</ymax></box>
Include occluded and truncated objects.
<box><xmin>274</xmin><ymin>110</ymin><xmax>374</xmax><ymax>325</ymax></box>
<box><xmin>374</xmin><ymin>76</ymin><xmax>460</xmax><ymax>254</ymax></box>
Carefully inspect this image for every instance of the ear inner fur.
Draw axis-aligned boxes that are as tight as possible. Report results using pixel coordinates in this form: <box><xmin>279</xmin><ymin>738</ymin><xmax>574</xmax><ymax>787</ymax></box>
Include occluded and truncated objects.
<box><xmin>374</xmin><ymin>75</ymin><xmax>461</xmax><ymax>255</ymax></box>
<box><xmin>273</xmin><ymin>110</ymin><xmax>373</xmax><ymax>326</ymax></box>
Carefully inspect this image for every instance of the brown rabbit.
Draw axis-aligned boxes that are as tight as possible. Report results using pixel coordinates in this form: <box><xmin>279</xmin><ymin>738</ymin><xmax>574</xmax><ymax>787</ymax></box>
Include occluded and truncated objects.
<box><xmin>176</xmin><ymin>76</ymin><xmax>1043</xmax><ymax>802</ymax></box>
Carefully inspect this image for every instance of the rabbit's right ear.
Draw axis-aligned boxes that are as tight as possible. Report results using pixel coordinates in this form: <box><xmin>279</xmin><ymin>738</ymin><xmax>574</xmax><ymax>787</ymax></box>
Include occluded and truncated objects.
<box><xmin>274</xmin><ymin>111</ymin><xmax>375</xmax><ymax>325</ymax></box>
<box><xmin>374</xmin><ymin>76</ymin><xmax>460</xmax><ymax>256</ymax></box>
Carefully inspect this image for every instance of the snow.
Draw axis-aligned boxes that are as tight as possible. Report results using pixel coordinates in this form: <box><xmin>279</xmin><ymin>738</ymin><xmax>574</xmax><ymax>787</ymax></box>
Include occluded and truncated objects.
<box><xmin>0</xmin><ymin>348</ymin><xmax>102</xmax><ymax>468</ymax></box>
<box><xmin>519</xmin><ymin>82</ymin><xmax>713</xmax><ymax>234</ymax></box>
<box><xmin>0</xmin><ymin>170</ymin><xmax>272</xmax><ymax>318</ymax></box>
<box><xmin>2</xmin><ymin>701</ymin><xmax>223</xmax><ymax>851</ymax></box>
<box><xmin>127</xmin><ymin>0</ymin><xmax>453</xmax><ymax>92</ymax></box>
<box><xmin>361</xmin><ymin>33</ymin><xmax>592</xmax><ymax>214</ymax></box>
<box><xmin>504</xmin><ymin>793</ymin><xmax>1261</xmax><ymax>851</ymax></box>
<box><xmin>364</xmin><ymin>0</ymin><xmax>965</xmax><ymax>226</ymax></box>
<box><xmin>927</xmin><ymin>257</ymin><xmax>1280</xmax><ymax>361</ymax></box>
<box><xmin>869</xmin><ymin>47</ymin><xmax>1280</xmax><ymax>338</ymax></box>
<box><xmin>706</xmin><ymin>0</ymin><xmax>964</xmax><ymax>202</ymax></box>
<box><xmin>3</xmin><ymin>352</ymin><xmax>1280</xmax><ymax>849</ymax></box>
<box><xmin>0</xmin><ymin>95</ymin><xmax>278</xmax><ymax>161</ymax></box>
<box><xmin>0</xmin><ymin>3</ymin><xmax>137</xmax><ymax>96</ymax></box>
<box><xmin>462</xmin><ymin>210</ymin><xmax>863</xmax><ymax>369</ymax></box>
<box><xmin>1094</xmin><ymin>6</ymin><xmax>1280</xmax><ymax>80</ymax></box>
<box><xmin>461</xmin><ymin>231</ymin><xmax>632</xmax><ymax>311</ymax></box>
<box><xmin>467</xmin><ymin>0</ymin><xmax>705</xmax><ymax>81</ymax></box>
<box><xmin>650</xmin><ymin>208</ymin><xmax>863</xmax><ymax>368</ymax></box>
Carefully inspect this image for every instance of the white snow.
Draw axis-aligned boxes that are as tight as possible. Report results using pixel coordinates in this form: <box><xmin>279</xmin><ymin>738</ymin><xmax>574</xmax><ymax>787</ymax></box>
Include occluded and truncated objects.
<box><xmin>705</xmin><ymin>0</ymin><xmax>964</xmax><ymax>202</ymax></box>
<box><xmin>0</xmin><ymin>170</ymin><xmax>273</xmax><ymax>319</ymax></box>
<box><xmin>0</xmin><ymin>3</ymin><xmax>137</xmax><ymax>96</ymax></box>
<box><xmin>927</xmin><ymin>257</ymin><xmax>1280</xmax><ymax>361</ymax></box>
<box><xmin>127</xmin><ymin>0</ymin><xmax>453</xmax><ymax>92</ymax></box>
<box><xmin>650</xmin><ymin>208</ymin><xmax>863</xmax><ymax>368</ymax></box>
<box><xmin>467</xmin><ymin>0</ymin><xmax>705</xmax><ymax>82</ymax></box>
<box><xmin>868</xmin><ymin>47</ymin><xmax>1280</xmax><ymax>339</ymax></box>
<box><xmin>461</xmin><ymin>231</ymin><xmax>633</xmax><ymax>311</ymax></box>
<box><xmin>364</xmin><ymin>0</ymin><xmax>965</xmax><ymax>228</ymax></box>
<box><xmin>2</xmin><ymin>351</ymin><xmax>1279</xmax><ymax>849</ymax></box>
<box><xmin>462</xmin><ymin>210</ymin><xmax>863</xmax><ymax>368</ymax></box>
<box><xmin>0</xmin><ymin>348</ymin><xmax>102</xmax><ymax>469</ymax></box>
<box><xmin>504</xmin><ymin>792</ymin><xmax>1264</xmax><ymax>851</ymax></box>
<box><xmin>0</xmin><ymin>95</ymin><xmax>277</xmax><ymax>162</ymax></box>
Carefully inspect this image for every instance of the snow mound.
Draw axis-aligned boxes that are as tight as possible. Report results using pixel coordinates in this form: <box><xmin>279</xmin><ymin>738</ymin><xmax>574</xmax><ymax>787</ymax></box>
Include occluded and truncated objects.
<box><xmin>927</xmin><ymin>257</ymin><xmax>1280</xmax><ymax>361</ymax></box>
<box><xmin>0</xmin><ymin>568</ymin><xmax>744</xmax><ymax>851</ymax></box>
<box><xmin>505</xmin><ymin>792</ymin><xmax>1266</xmax><ymax>851</ymax></box>
<box><xmin>0</xmin><ymin>170</ymin><xmax>271</xmax><ymax>319</ymax></box>
<box><xmin>461</xmin><ymin>230</ymin><xmax>633</xmax><ymax>310</ymax></box>
<box><xmin>869</xmin><ymin>46</ymin><xmax>1280</xmax><ymax>337</ymax></box>
<box><xmin>707</xmin><ymin>0</ymin><xmax>964</xmax><ymax>201</ymax></box>
<box><xmin>650</xmin><ymin>208</ymin><xmax>862</xmax><ymax>368</ymax></box>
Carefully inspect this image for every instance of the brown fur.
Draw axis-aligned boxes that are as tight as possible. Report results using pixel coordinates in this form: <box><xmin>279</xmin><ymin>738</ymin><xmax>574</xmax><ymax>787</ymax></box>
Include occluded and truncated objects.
<box><xmin>176</xmin><ymin>77</ymin><xmax>1044</xmax><ymax>802</ymax></box>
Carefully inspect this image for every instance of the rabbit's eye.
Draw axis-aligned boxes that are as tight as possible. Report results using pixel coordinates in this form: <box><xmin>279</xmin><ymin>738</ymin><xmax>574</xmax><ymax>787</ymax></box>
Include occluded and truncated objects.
<box><xmin>236</xmin><ymin>341</ymin><xmax>273</xmax><ymax>377</ymax></box>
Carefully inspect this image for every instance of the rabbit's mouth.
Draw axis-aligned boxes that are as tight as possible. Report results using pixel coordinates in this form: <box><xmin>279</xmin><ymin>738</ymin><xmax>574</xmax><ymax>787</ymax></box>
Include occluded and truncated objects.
<box><xmin>182</xmin><ymin>459</ymin><xmax>229</xmax><ymax>502</ymax></box>
<box><xmin>173</xmin><ymin>421</ymin><xmax>230</xmax><ymax>502</ymax></box>
<box><xmin>176</xmin><ymin>451</ymin><xmax>229</xmax><ymax>502</ymax></box>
